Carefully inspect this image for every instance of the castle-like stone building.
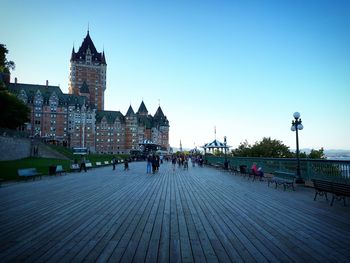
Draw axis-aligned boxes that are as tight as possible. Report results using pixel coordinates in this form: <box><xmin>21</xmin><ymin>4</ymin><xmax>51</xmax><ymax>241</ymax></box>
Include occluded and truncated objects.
<box><xmin>7</xmin><ymin>31</ymin><xmax>170</xmax><ymax>154</ymax></box>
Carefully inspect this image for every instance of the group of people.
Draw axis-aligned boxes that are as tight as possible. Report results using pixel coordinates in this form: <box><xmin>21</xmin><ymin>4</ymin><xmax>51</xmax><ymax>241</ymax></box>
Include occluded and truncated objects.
<box><xmin>147</xmin><ymin>154</ymin><xmax>162</xmax><ymax>174</ymax></box>
<box><xmin>112</xmin><ymin>157</ymin><xmax>129</xmax><ymax>171</ymax></box>
<box><xmin>251</xmin><ymin>163</ymin><xmax>264</xmax><ymax>179</ymax></box>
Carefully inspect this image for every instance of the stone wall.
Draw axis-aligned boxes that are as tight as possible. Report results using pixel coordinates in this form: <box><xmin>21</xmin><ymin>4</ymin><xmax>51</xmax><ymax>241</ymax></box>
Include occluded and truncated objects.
<box><xmin>0</xmin><ymin>136</ymin><xmax>31</xmax><ymax>161</ymax></box>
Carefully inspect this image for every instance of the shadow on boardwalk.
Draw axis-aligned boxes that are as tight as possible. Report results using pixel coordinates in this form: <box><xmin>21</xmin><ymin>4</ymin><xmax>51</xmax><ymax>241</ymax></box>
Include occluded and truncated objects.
<box><xmin>0</xmin><ymin>161</ymin><xmax>349</xmax><ymax>262</ymax></box>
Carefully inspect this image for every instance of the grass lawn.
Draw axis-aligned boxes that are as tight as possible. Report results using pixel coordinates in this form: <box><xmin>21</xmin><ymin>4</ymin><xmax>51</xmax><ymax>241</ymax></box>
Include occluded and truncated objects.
<box><xmin>0</xmin><ymin>151</ymin><xmax>130</xmax><ymax>182</ymax></box>
<box><xmin>0</xmin><ymin>157</ymin><xmax>72</xmax><ymax>181</ymax></box>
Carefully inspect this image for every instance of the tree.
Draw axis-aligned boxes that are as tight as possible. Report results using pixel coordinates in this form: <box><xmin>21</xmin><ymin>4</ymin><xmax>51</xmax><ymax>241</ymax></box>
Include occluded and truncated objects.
<box><xmin>0</xmin><ymin>44</ymin><xmax>30</xmax><ymax>129</ymax></box>
<box><xmin>0</xmin><ymin>44</ymin><xmax>15</xmax><ymax>86</ymax></box>
<box><xmin>233</xmin><ymin>137</ymin><xmax>293</xmax><ymax>158</ymax></box>
<box><xmin>308</xmin><ymin>148</ymin><xmax>325</xmax><ymax>159</ymax></box>
<box><xmin>0</xmin><ymin>90</ymin><xmax>30</xmax><ymax>129</ymax></box>
<box><xmin>251</xmin><ymin>137</ymin><xmax>293</xmax><ymax>158</ymax></box>
<box><xmin>0</xmin><ymin>44</ymin><xmax>15</xmax><ymax>74</ymax></box>
<box><xmin>231</xmin><ymin>140</ymin><xmax>252</xmax><ymax>157</ymax></box>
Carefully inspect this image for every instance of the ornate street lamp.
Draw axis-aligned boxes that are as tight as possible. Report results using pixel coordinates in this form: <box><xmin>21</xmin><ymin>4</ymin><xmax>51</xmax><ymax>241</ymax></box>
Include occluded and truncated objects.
<box><xmin>224</xmin><ymin>136</ymin><xmax>228</xmax><ymax>169</ymax></box>
<box><xmin>291</xmin><ymin>112</ymin><xmax>304</xmax><ymax>184</ymax></box>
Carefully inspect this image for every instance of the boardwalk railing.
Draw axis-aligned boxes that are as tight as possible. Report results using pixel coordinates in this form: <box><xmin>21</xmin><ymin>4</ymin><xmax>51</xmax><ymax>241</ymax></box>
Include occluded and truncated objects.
<box><xmin>205</xmin><ymin>156</ymin><xmax>350</xmax><ymax>183</ymax></box>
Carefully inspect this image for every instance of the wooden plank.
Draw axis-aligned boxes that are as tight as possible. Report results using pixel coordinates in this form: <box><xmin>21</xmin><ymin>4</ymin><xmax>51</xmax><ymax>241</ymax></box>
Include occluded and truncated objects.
<box><xmin>1</xmin><ymin>162</ymin><xmax>350</xmax><ymax>263</ymax></box>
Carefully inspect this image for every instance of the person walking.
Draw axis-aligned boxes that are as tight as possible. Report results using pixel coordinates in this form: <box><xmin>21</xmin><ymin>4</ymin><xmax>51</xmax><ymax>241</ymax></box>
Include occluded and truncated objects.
<box><xmin>80</xmin><ymin>155</ymin><xmax>87</xmax><ymax>172</ymax></box>
<box><xmin>112</xmin><ymin>157</ymin><xmax>117</xmax><ymax>170</ymax></box>
<box><xmin>147</xmin><ymin>155</ymin><xmax>152</xmax><ymax>174</ymax></box>
<box><xmin>124</xmin><ymin>159</ymin><xmax>129</xmax><ymax>171</ymax></box>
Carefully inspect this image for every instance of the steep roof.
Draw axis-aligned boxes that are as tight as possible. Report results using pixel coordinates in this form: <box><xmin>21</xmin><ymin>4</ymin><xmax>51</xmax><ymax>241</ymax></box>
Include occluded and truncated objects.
<box><xmin>154</xmin><ymin>106</ymin><xmax>165</xmax><ymax>118</ymax></box>
<box><xmin>137</xmin><ymin>101</ymin><xmax>148</xmax><ymax>115</ymax></box>
<box><xmin>126</xmin><ymin>105</ymin><xmax>135</xmax><ymax>116</ymax></box>
<box><xmin>138</xmin><ymin>115</ymin><xmax>153</xmax><ymax>129</ymax></box>
<box><xmin>202</xmin><ymin>139</ymin><xmax>230</xmax><ymax>149</ymax></box>
<box><xmin>8</xmin><ymin>82</ymin><xmax>63</xmax><ymax>103</ymax></box>
<box><xmin>96</xmin><ymin>110</ymin><xmax>124</xmax><ymax>124</ymax></box>
<box><xmin>153</xmin><ymin>106</ymin><xmax>169</xmax><ymax>127</ymax></box>
<box><xmin>7</xmin><ymin>82</ymin><xmax>92</xmax><ymax>108</ymax></box>
<box><xmin>71</xmin><ymin>31</ymin><xmax>106</xmax><ymax>64</ymax></box>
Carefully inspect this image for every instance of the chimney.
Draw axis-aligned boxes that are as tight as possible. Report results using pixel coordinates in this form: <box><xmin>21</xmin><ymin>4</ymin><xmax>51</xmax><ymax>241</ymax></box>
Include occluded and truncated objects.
<box><xmin>15</xmin><ymin>77</ymin><xmax>17</xmax><ymax>83</ymax></box>
<box><xmin>46</xmin><ymin>80</ymin><xmax>49</xmax><ymax>87</ymax></box>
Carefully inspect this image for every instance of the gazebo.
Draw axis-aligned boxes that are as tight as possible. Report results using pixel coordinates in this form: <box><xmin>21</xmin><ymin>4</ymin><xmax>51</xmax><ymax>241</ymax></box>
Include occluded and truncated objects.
<box><xmin>139</xmin><ymin>140</ymin><xmax>161</xmax><ymax>155</ymax></box>
<box><xmin>202</xmin><ymin>139</ymin><xmax>230</xmax><ymax>155</ymax></box>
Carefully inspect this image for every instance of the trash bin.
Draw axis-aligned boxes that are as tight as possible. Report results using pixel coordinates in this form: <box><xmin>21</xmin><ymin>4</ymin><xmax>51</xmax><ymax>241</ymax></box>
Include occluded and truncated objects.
<box><xmin>49</xmin><ymin>165</ymin><xmax>56</xmax><ymax>175</ymax></box>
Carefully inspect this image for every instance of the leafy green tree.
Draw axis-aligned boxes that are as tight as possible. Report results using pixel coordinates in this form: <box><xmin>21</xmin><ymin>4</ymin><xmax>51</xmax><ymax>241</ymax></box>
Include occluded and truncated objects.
<box><xmin>0</xmin><ymin>44</ymin><xmax>15</xmax><ymax>86</ymax></box>
<box><xmin>251</xmin><ymin>137</ymin><xmax>293</xmax><ymax>158</ymax></box>
<box><xmin>0</xmin><ymin>44</ymin><xmax>15</xmax><ymax>72</ymax></box>
<box><xmin>231</xmin><ymin>140</ymin><xmax>252</xmax><ymax>157</ymax></box>
<box><xmin>0</xmin><ymin>44</ymin><xmax>30</xmax><ymax>129</ymax></box>
<box><xmin>0</xmin><ymin>90</ymin><xmax>30</xmax><ymax>129</ymax></box>
<box><xmin>308</xmin><ymin>148</ymin><xmax>325</xmax><ymax>159</ymax></box>
<box><xmin>233</xmin><ymin>137</ymin><xmax>293</xmax><ymax>158</ymax></box>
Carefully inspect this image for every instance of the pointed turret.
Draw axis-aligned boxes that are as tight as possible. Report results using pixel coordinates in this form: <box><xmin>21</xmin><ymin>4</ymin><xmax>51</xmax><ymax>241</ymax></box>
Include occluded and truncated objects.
<box><xmin>72</xmin><ymin>30</ymin><xmax>104</xmax><ymax>63</ymax></box>
<box><xmin>70</xmin><ymin>46</ymin><xmax>75</xmax><ymax>61</ymax></box>
<box><xmin>101</xmin><ymin>51</ymin><xmax>106</xmax><ymax>64</ymax></box>
<box><xmin>137</xmin><ymin>101</ymin><xmax>148</xmax><ymax>115</ymax></box>
<box><xmin>154</xmin><ymin>106</ymin><xmax>165</xmax><ymax>119</ymax></box>
<box><xmin>126</xmin><ymin>105</ymin><xmax>135</xmax><ymax>116</ymax></box>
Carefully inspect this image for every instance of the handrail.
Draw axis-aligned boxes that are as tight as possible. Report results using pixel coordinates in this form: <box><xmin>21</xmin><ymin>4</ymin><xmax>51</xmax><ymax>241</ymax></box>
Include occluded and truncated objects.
<box><xmin>205</xmin><ymin>155</ymin><xmax>350</xmax><ymax>183</ymax></box>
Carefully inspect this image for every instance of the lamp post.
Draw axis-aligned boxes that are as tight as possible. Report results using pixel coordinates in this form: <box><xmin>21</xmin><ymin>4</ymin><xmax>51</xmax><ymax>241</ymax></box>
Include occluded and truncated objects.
<box><xmin>224</xmin><ymin>136</ymin><xmax>228</xmax><ymax>169</ymax></box>
<box><xmin>291</xmin><ymin>112</ymin><xmax>304</xmax><ymax>184</ymax></box>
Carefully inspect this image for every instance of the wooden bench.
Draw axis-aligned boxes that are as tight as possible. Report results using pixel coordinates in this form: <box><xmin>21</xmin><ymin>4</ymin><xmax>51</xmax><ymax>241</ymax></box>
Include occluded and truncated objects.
<box><xmin>239</xmin><ymin>165</ymin><xmax>249</xmax><ymax>177</ymax></box>
<box><xmin>70</xmin><ymin>163</ymin><xmax>80</xmax><ymax>172</ymax></box>
<box><xmin>85</xmin><ymin>162</ymin><xmax>93</xmax><ymax>169</ymax></box>
<box><xmin>312</xmin><ymin>179</ymin><xmax>350</xmax><ymax>206</ymax></box>
<box><xmin>249</xmin><ymin>169</ymin><xmax>264</xmax><ymax>181</ymax></box>
<box><xmin>55</xmin><ymin>165</ymin><xmax>66</xmax><ymax>175</ymax></box>
<box><xmin>18</xmin><ymin>168</ymin><xmax>42</xmax><ymax>181</ymax></box>
<box><xmin>229</xmin><ymin>165</ymin><xmax>240</xmax><ymax>175</ymax></box>
<box><xmin>268</xmin><ymin>171</ymin><xmax>295</xmax><ymax>191</ymax></box>
<box><xmin>96</xmin><ymin>161</ymin><xmax>102</xmax><ymax>167</ymax></box>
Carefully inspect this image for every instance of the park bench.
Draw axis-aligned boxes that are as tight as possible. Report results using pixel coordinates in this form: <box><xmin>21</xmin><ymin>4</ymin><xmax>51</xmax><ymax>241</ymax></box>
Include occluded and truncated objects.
<box><xmin>268</xmin><ymin>171</ymin><xmax>295</xmax><ymax>191</ymax></box>
<box><xmin>104</xmin><ymin>161</ymin><xmax>110</xmax><ymax>166</ymax></box>
<box><xmin>85</xmin><ymin>162</ymin><xmax>93</xmax><ymax>169</ymax></box>
<box><xmin>249</xmin><ymin>169</ymin><xmax>264</xmax><ymax>181</ymax></box>
<box><xmin>213</xmin><ymin>162</ymin><xmax>223</xmax><ymax>170</ymax></box>
<box><xmin>229</xmin><ymin>165</ymin><xmax>240</xmax><ymax>175</ymax></box>
<box><xmin>96</xmin><ymin>161</ymin><xmax>102</xmax><ymax>167</ymax></box>
<box><xmin>18</xmin><ymin>168</ymin><xmax>42</xmax><ymax>181</ymax></box>
<box><xmin>239</xmin><ymin>165</ymin><xmax>249</xmax><ymax>177</ymax></box>
<box><xmin>70</xmin><ymin>163</ymin><xmax>80</xmax><ymax>172</ymax></box>
<box><xmin>312</xmin><ymin>179</ymin><xmax>350</xmax><ymax>206</ymax></box>
<box><xmin>55</xmin><ymin>165</ymin><xmax>66</xmax><ymax>175</ymax></box>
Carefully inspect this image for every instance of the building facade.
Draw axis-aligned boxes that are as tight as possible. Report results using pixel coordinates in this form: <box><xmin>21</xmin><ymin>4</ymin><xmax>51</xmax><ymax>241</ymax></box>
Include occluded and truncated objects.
<box><xmin>69</xmin><ymin>31</ymin><xmax>107</xmax><ymax>111</ymax></box>
<box><xmin>7</xmin><ymin>31</ymin><xmax>170</xmax><ymax>154</ymax></box>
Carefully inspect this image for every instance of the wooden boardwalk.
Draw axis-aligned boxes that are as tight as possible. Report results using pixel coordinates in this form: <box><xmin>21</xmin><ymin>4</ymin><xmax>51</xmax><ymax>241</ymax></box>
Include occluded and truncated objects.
<box><xmin>0</xmin><ymin>161</ymin><xmax>349</xmax><ymax>262</ymax></box>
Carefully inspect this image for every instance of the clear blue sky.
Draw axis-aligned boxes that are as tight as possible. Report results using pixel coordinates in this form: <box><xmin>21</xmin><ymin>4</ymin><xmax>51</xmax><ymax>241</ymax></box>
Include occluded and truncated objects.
<box><xmin>2</xmin><ymin>0</ymin><xmax>350</xmax><ymax>150</ymax></box>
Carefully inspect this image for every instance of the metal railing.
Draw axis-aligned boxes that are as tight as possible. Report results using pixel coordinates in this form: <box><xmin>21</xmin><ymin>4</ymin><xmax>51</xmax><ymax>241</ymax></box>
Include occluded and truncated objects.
<box><xmin>205</xmin><ymin>155</ymin><xmax>350</xmax><ymax>183</ymax></box>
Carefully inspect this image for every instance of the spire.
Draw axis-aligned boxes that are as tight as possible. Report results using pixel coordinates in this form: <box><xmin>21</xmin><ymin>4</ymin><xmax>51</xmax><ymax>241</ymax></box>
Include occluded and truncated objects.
<box><xmin>126</xmin><ymin>105</ymin><xmax>135</xmax><ymax>116</ymax></box>
<box><xmin>137</xmin><ymin>100</ymin><xmax>148</xmax><ymax>115</ymax></box>
<box><xmin>73</xmin><ymin>30</ymin><xmax>101</xmax><ymax>63</ymax></box>
<box><xmin>70</xmin><ymin>46</ymin><xmax>75</xmax><ymax>61</ymax></box>
<box><xmin>154</xmin><ymin>106</ymin><xmax>165</xmax><ymax>119</ymax></box>
<box><xmin>101</xmin><ymin>51</ymin><xmax>106</xmax><ymax>64</ymax></box>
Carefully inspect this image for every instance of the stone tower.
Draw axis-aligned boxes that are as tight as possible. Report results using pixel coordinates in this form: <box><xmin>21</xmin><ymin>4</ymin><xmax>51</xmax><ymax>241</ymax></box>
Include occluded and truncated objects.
<box><xmin>69</xmin><ymin>30</ymin><xmax>107</xmax><ymax>110</ymax></box>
